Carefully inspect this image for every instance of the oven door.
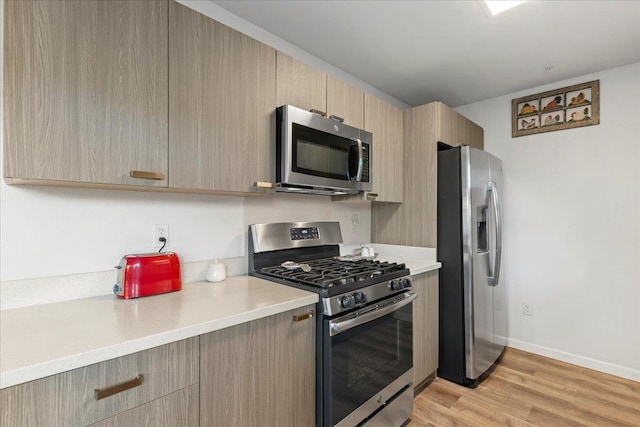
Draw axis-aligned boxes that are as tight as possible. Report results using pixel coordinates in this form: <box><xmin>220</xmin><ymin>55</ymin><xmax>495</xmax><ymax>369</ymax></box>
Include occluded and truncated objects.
<box><xmin>323</xmin><ymin>291</ymin><xmax>416</xmax><ymax>427</ymax></box>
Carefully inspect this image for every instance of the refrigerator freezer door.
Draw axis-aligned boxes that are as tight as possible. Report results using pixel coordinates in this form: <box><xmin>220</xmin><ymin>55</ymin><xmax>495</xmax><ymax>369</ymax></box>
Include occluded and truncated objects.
<box><xmin>462</xmin><ymin>147</ymin><xmax>495</xmax><ymax>380</ymax></box>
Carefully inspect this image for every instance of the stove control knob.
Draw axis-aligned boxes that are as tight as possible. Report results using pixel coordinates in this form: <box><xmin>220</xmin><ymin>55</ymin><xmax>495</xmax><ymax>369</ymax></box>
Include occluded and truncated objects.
<box><xmin>389</xmin><ymin>280</ymin><xmax>403</xmax><ymax>291</ymax></box>
<box><xmin>354</xmin><ymin>292</ymin><xmax>367</xmax><ymax>305</ymax></box>
<box><xmin>340</xmin><ymin>295</ymin><xmax>356</xmax><ymax>309</ymax></box>
<box><xmin>400</xmin><ymin>278</ymin><xmax>411</xmax><ymax>289</ymax></box>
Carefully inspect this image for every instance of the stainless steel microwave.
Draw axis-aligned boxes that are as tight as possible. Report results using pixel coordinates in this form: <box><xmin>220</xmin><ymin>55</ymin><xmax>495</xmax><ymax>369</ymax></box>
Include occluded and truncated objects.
<box><xmin>276</xmin><ymin>105</ymin><xmax>373</xmax><ymax>195</ymax></box>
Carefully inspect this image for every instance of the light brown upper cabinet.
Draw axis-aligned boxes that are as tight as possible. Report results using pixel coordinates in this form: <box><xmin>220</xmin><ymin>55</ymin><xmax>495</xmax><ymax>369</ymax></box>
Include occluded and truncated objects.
<box><xmin>437</xmin><ymin>102</ymin><xmax>484</xmax><ymax>149</ymax></box>
<box><xmin>332</xmin><ymin>94</ymin><xmax>404</xmax><ymax>203</ymax></box>
<box><xmin>326</xmin><ymin>76</ymin><xmax>364</xmax><ymax>128</ymax></box>
<box><xmin>3</xmin><ymin>0</ymin><xmax>169</xmax><ymax>187</ymax></box>
<box><xmin>276</xmin><ymin>52</ymin><xmax>327</xmax><ymax>114</ymax></box>
<box><xmin>364</xmin><ymin>94</ymin><xmax>404</xmax><ymax>203</ymax></box>
<box><xmin>372</xmin><ymin>101</ymin><xmax>483</xmax><ymax>247</ymax></box>
<box><xmin>169</xmin><ymin>1</ymin><xmax>276</xmax><ymax>193</ymax></box>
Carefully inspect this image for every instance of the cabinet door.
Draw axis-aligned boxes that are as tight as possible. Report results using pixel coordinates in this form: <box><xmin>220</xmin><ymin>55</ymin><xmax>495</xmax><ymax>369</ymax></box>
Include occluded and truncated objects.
<box><xmin>277</xmin><ymin>52</ymin><xmax>326</xmax><ymax>114</ymax></box>
<box><xmin>200</xmin><ymin>305</ymin><xmax>316</xmax><ymax>427</ymax></box>
<box><xmin>4</xmin><ymin>0</ymin><xmax>168</xmax><ymax>187</ymax></box>
<box><xmin>327</xmin><ymin>76</ymin><xmax>364</xmax><ymax>128</ymax></box>
<box><xmin>437</xmin><ymin>102</ymin><xmax>484</xmax><ymax>150</ymax></box>
<box><xmin>372</xmin><ymin>102</ymin><xmax>437</xmax><ymax>246</ymax></box>
<box><xmin>364</xmin><ymin>94</ymin><xmax>403</xmax><ymax>203</ymax></box>
<box><xmin>0</xmin><ymin>338</ymin><xmax>199</xmax><ymax>426</ymax></box>
<box><xmin>169</xmin><ymin>1</ymin><xmax>276</xmax><ymax>193</ymax></box>
<box><xmin>89</xmin><ymin>385</ymin><xmax>199</xmax><ymax>427</ymax></box>
<box><xmin>412</xmin><ymin>271</ymin><xmax>439</xmax><ymax>389</ymax></box>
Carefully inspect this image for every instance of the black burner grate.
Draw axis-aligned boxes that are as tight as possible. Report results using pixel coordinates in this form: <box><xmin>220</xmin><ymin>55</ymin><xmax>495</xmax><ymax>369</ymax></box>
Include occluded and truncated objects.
<box><xmin>260</xmin><ymin>258</ymin><xmax>406</xmax><ymax>288</ymax></box>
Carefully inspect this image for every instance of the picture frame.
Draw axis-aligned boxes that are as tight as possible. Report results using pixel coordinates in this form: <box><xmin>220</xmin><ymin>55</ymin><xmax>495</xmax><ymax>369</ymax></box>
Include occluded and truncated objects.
<box><xmin>512</xmin><ymin>80</ymin><xmax>599</xmax><ymax>137</ymax></box>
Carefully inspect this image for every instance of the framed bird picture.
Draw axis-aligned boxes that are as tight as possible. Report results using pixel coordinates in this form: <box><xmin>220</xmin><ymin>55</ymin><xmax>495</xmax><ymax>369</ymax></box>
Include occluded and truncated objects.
<box><xmin>511</xmin><ymin>80</ymin><xmax>599</xmax><ymax>137</ymax></box>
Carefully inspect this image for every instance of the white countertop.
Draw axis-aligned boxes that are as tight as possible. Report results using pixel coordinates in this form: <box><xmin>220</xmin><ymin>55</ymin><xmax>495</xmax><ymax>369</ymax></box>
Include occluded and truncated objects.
<box><xmin>1</xmin><ymin>244</ymin><xmax>440</xmax><ymax>390</ymax></box>
<box><xmin>340</xmin><ymin>243</ymin><xmax>442</xmax><ymax>275</ymax></box>
<box><xmin>0</xmin><ymin>276</ymin><xmax>317</xmax><ymax>389</ymax></box>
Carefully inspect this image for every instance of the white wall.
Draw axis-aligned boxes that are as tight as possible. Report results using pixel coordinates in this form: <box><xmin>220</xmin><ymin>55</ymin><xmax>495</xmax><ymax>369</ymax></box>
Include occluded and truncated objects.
<box><xmin>0</xmin><ymin>179</ymin><xmax>371</xmax><ymax>283</ymax></box>
<box><xmin>456</xmin><ymin>62</ymin><xmax>640</xmax><ymax>380</ymax></box>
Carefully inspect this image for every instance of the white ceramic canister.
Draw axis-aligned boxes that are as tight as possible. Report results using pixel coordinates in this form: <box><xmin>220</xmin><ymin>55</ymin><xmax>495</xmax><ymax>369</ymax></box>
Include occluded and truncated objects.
<box><xmin>206</xmin><ymin>261</ymin><xmax>227</xmax><ymax>282</ymax></box>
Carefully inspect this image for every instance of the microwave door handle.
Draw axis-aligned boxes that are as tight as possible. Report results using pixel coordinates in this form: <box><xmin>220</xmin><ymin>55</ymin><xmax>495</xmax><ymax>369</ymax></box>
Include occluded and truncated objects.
<box><xmin>355</xmin><ymin>138</ymin><xmax>363</xmax><ymax>181</ymax></box>
<box><xmin>347</xmin><ymin>139</ymin><xmax>363</xmax><ymax>181</ymax></box>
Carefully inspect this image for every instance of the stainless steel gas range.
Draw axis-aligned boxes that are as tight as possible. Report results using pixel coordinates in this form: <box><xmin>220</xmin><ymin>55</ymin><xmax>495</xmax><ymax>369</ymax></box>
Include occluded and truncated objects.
<box><xmin>249</xmin><ymin>221</ymin><xmax>415</xmax><ymax>427</ymax></box>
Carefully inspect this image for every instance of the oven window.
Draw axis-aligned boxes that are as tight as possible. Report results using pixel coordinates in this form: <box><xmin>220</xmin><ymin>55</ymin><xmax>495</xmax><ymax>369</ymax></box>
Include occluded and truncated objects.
<box><xmin>327</xmin><ymin>304</ymin><xmax>413</xmax><ymax>426</ymax></box>
<box><xmin>292</xmin><ymin>123</ymin><xmax>356</xmax><ymax>181</ymax></box>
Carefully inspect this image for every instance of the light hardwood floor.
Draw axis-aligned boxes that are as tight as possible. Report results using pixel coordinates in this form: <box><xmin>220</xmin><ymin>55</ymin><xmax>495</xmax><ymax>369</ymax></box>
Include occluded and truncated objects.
<box><xmin>410</xmin><ymin>347</ymin><xmax>640</xmax><ymax>427</ymax></box>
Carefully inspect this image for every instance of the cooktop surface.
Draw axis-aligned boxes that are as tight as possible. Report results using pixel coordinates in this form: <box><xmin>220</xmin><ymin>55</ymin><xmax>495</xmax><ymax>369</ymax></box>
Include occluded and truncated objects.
<box><xmin>259</xmin><ymin>258</ymin><xmax>407</xmax><ymax>288</ymax></box>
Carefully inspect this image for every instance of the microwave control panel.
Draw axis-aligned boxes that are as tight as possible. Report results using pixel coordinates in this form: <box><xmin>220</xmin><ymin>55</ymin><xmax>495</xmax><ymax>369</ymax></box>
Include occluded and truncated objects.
<box><xmin>362</xmin><ymin>144</ymin><xmax>370</xmax><ymax>182</ymax></box>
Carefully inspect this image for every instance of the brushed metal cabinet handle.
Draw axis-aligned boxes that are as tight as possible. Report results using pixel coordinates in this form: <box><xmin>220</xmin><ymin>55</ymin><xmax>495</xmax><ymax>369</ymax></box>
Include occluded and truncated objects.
<box><xmin>130</xmin><ymin>170</ymin><xmax>165</xmax><ymax>180</ymax></box>
<box><xmin>95</xmin><ymin>374</ymin><xmax>144</xmax><ymax>400</ymax></box>
<box><xmin>366</xmin><ymin>192</ymin><xmax>379</xmax><ymax>200</ymax></box>
<box><xmin>293</xmin><ymin>311</ymin><xmax>314</xmax><ymax>322</ymax></box>
<box><xmin>309</xmin><ymin>109</ymin><xmax>327</xmax><ymax>117</ymax></box>
<box><xmin>254</xmin><ymin>181</ymin><xmax>275</xmax><ymax>189</ymax></box>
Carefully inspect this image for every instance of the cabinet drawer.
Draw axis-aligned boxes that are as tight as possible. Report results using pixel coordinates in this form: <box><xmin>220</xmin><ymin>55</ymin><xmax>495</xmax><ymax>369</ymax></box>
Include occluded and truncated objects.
<box><xmin>89</xmin><ymin>384</ymin><xmax>199</xmax><ymax>427</ymax></box>
<box><xmin>0</xmin><ymin>337</ymin><xmax>199</xmax><ymax>426</ymax></box>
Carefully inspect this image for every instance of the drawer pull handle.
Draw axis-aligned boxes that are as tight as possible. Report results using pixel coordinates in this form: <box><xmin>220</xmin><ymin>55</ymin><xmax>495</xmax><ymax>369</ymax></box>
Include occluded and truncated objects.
<box><xmin>366</xmin><ymin>192</ymin><xmax>379</xmax><ymax>200</ymax></box>
<box><xmin>95</xmin><ymin>374</ymin><xmax>144</xmax><ymax>400</ymax></box>
<box><xmin>254</xmin><ymin>181</ymin><xmax>275</xmax><ymax>189</ymax></box>
<box><xmin>293</xmin><ymin>311</ymin><xmax>314</xmax><ymax>322</ymax></box>
<box><xmin>130</xmin><ymin>170</ymin><xmax>165</xmax><ymax>180</ymax></box>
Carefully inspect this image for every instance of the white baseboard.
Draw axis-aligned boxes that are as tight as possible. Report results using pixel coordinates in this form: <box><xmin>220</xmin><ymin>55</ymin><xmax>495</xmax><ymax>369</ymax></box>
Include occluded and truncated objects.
<box><xmin>507</xmin><ymin>338</ymin><xmax>640</xmax><ymax>382</ymax></box>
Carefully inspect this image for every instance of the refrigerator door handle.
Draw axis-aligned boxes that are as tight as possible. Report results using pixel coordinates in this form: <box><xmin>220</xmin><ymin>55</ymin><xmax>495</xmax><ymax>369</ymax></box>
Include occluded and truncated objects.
<box><xmin>487</xmin><ymin>181</ymin><xmax>502</xmax><ymax>286</ymax></box>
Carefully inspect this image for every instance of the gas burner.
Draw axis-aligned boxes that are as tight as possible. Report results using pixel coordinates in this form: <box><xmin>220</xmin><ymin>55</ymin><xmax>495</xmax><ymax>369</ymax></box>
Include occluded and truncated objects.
<box><xmin>259</xmin><ymin>258</ymin><xmax>406</xmax><ymax>288</ymax></box>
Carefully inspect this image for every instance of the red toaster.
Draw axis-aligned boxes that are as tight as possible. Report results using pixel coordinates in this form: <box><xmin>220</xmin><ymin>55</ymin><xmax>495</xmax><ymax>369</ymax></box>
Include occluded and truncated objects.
<box><xmin>113</xmin><ymin>252</ymin><xmax>182</xmax><ymax>299</ymax></box>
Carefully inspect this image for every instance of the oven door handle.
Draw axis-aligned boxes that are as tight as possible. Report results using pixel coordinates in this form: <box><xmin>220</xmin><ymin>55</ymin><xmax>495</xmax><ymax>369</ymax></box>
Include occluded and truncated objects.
<box><xmin>329</xmin><ymin>291</ymin><xmax>417</xmax><ymax>336</ymax></box>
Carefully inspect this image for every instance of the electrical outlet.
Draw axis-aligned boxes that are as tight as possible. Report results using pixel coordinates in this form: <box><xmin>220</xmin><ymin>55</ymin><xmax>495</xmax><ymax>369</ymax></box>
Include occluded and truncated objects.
<box><xmin>351</xmin><ymin>214</ymin><xmax>358</xmax><ymax>233</ymax></box>
<box><xmin>153</xmin><ymin>224</ymin><xmax>169</xmax><ymax>248</ymax></box>
<box><xmin>523</xmin><ymin>302</ymin><xmax>533</xmax><ymax>316</ymax></box>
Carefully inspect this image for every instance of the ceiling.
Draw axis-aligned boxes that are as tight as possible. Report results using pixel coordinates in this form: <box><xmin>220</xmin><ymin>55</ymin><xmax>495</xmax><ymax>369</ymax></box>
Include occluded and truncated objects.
<box><xmin>212</xmin><ymin>1</ymin><xmax>640</xmax><ymax>107</ymax></box>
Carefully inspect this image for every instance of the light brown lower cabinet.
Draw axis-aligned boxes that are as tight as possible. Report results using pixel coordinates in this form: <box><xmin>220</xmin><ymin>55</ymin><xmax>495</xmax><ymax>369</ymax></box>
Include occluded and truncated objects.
<box><xmin>200</xmin><ymin>305</ymin><xmax>316</xmax><ymax>427</ymax></box>
<box><xmin>0</xmin><ymin>306</ymin><xmax>316</xmax><ymax>427</ymax></box>
<box><xmin>89</xmin><ymin>384</ymin><xmax>199</xmax><ymax>427</ymax></box>
<box><xmin>412</xmin><ymin>271</ymin><xmax>439</xmax><ymax>390</ymax></box>
<box><xmin>0</xmin><ymin>338</ymin><xmax>199</xmax><ymax>426</ymax></box>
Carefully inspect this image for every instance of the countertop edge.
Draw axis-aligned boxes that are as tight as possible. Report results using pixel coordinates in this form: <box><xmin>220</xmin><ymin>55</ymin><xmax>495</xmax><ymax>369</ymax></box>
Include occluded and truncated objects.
<box><xmin>409</xmin><ymin>262</ymin><xmax>442</xmax><ymax>275</ymax></box>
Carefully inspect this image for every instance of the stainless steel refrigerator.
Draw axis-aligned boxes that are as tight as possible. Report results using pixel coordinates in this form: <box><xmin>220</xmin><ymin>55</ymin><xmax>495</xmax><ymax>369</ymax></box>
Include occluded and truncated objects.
<box><xmin>437</xmin><ymin>145</ymin><xmax>506</xmax><ymax>387</ymax></box>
